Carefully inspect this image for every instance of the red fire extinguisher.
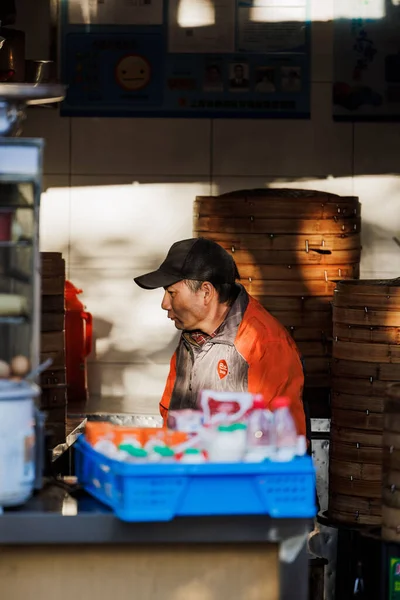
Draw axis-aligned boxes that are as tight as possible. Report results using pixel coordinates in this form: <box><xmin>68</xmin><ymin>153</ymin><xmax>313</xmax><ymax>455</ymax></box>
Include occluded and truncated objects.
<box><xmin>65</xmin><ymin>280</ymin><xmax>93</xmax><ymax>411</ymax></box>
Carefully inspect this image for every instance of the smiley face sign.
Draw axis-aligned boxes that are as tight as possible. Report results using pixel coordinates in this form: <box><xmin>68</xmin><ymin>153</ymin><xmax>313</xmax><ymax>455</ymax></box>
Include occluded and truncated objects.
<box><xmin>115</xmin><ymin>55</ymin><xmax>151</xmax><ymax>91</ymax></box>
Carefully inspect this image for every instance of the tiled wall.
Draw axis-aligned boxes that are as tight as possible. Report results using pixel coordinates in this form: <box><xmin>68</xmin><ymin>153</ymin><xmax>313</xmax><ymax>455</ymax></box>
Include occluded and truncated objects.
<box><xmin>19</xmin><ymin>0</ymin><xmax>400</xmax><ymax>413</ymax></box>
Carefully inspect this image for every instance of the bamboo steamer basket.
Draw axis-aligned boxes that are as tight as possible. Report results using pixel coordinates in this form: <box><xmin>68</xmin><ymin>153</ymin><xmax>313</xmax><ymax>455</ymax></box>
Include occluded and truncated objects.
<box><xmin>194</xmin><ymin>189</ymin><xmax>362</xmax><ymax>396</ymax></box>
<box><xmin>382</xmin><ymin>383</ymin><xmax>400</xmax><ymax>542</ymax></box>
<box><xmin>329</xmin><ymin>279</ymin><xmax>400</xmax><ymax>526</ymax></box>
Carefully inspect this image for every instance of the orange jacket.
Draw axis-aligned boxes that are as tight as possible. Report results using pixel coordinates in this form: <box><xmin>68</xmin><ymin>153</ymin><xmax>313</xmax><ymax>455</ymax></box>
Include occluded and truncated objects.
<box><xmin>160</xmin><ymin>286</ymin><xmax>305</xmax><ymax>436</ymax></box>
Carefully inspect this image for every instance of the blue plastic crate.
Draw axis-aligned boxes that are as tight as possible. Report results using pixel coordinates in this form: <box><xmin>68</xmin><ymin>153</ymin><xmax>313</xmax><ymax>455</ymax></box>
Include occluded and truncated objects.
<box><xmin>75</xmin><ymin>437</ymin><xmax>316</xmax><ymax>522</ymax></box>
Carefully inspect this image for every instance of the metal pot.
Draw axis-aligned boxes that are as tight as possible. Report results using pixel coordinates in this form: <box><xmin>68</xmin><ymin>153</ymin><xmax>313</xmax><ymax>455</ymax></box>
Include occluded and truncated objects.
<box><xmin>25</xmin><ymin>60</ymin><xmax>55</xmax><ymax>85</ymax></box>
<box><xmin>0</xmin><ymin>27</ymin><xmax>25</xmax><ymax>83</ymax></box>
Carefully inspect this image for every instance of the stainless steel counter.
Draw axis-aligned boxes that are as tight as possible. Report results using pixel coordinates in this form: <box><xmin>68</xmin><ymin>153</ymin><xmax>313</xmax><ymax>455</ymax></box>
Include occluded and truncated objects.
<box><xmin>0</xmin><ymin>482</ymin><xmax>311</xmax><ymax>600</ymax></box>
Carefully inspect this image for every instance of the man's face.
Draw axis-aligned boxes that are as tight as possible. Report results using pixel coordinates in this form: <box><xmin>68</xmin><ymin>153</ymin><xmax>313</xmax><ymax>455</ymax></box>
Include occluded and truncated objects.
<box><xmin>235</xmin><ymin>65</ymin><xmax>243</xmax><ymax>79</ymax></box>
<box><xmin>161</xmin><ymin>280</ymin><xmax>207</xmax><ymax>331</ymax></box>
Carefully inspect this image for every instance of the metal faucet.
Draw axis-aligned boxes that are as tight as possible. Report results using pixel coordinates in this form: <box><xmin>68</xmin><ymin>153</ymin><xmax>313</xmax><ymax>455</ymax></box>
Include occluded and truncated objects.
<box><xmin>0</xmin><ymin>21</ymin><xmax>5</xmax><ymax>50</ymax></box>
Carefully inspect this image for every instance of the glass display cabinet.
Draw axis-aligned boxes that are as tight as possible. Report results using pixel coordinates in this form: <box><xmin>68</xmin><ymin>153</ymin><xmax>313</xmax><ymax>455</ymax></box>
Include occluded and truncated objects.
<box><xmin>0</xmin><ymin>137</ymin><xmax>43</xmax><ymax>369</ymax></box>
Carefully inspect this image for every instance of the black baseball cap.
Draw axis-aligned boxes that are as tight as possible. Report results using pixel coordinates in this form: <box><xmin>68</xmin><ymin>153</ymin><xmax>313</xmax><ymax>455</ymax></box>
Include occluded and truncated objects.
<box><xmin>134</xmin><ymin>238</ymin><xmax>239</xmax><ymax>290</ymax></box>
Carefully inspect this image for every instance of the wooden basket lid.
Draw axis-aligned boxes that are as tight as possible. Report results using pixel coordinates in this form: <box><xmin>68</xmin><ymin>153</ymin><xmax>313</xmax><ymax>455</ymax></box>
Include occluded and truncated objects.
<box><xmin>329</xmin><ymin>473</ymin><xmax>382</xmax><ymax>498</ymax></box>
<box><xmin>329</xmin><ymin>438</ymin><xmax>382</xmax><ymax>464</ymax></box>
<box><xmin>270</xmin><ymin>309</ymin><xmax>332</xmax><ymax>328</ymax></box>
<box><xmin>195</xmin><ymin>191</ymin><xmax>360</xmax><ymax>219</ymax></box>
<box><xmin>335</xmin><ymin>278</ymin><xmax>400</xmax><ymax>297</ymax></box>
<box><xmin>329</xmin><ymin>492</ymin><xmax>381</xmax><ymax>516</ymax></box>
<box><xmin>222</xmin><ymin>248</ymin><xmax>361</xmax><ymax>266</ymax></box>
<box><xmin>332</xmin><ymin>376</ymin><xmax>393</xmax><ymax>396</ymax></box>
<box><xmin>331</xmin><ymin>359</ymin><xmax>400</xmax><ymax>381</ymax></box>
<box><xmin>195</xmin><ymin>216</ymin><xmax>361</xmax><ymax>237</ymax></box>
<box><xmin>333</xmin><ymin>323</ymin><xmax>400</xmax><ymax>344</ymax></box>
<box><xmin>194</xmin><ymin>216</ymin><xmax>361</xmax><ymax>235</ymax></box>
<box><xmin>333</xmin><ymin>306</ymin><xmax>400</xmax><ymax>327</ymax></box>
<box><xmin>255</xmin><ymin>295</ymin><xmax>332</xmax><ymax>312</ymax></box>
<box><xmin>246</xmin><ymin>279</ymin><xmax>337</xmax><ymax>297</ymax></box>
<box><xmin>329</xmin><ymin>493</ymin><xmax>382</xmax><ymax>524</ymax></box>
<box><xmin>330</xmin><ymin>458</ymin><xmax>381</xmax><ymax>480</ymax></box>
<box><xmin>213</xmin><ymin>188</ymin><xmax>357</xmax><ymax>199</ymax></box>
<box><xmin>239</xmin><ymin>263</ymin><xmax>359</xmax><ymax>282</ymax></box>
<box><xmin>333</xmin><ymin>292</ymin><xmax>400</xmax><ymax>310</ymax></box>
<box><xmin>331</xmin><ymin>408</ymin><xmax>383</xmax><ymax>432</ymax></box>
<box><xmin>333</xmin><ymin>340</ymin><xmax>400</xmax><ymax>363</ymax></box>
<box><xmin>331</xmin><ymin>391</ymin><xmax>384</xmax><ymax>413</ymax></box>
<box><xmin>330</xmin><ymin>425</ymin><xmax>382</xmax><ymax>447</ymax></box>
<box><xmin>209</xmin><ymin>233</ymin><xmax>361</xmax><ymax>252</ymax></box>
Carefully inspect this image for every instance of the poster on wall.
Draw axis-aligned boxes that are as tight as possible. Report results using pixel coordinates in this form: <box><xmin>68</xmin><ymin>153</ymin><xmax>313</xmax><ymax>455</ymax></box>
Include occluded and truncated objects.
<box><xmin>59</xmin><ymin>0</ymin><xmax>311</xmax><ymax>118</ymax></box>
<box><xmin>333</xmin><ymin>0</ymin><xmax>400</xmax><ymax>121</ymax></box>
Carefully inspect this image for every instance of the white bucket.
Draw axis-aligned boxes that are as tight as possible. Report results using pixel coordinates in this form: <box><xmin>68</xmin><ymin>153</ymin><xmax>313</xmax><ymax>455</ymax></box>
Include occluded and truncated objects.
<box><xmin>0</xmin><ymin>380</ymin><xmax>40</xmax><ymax>507</ymax></box>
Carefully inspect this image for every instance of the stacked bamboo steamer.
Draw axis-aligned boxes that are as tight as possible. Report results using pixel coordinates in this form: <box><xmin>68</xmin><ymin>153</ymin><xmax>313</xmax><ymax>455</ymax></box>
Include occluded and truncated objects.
<box><xmin>330</xmin><ymin>279</ymin><xmax>400</xmax><ymax>526</ymax></box>
<box><xmin>194</xmin><ymin>189</ymin><xmax>361</xmax><ymax>400</ymax></box>
<box><xmin>383</xmin><ymin>383</ymin><xmax>400</xmax><ymax>541</ymax></box>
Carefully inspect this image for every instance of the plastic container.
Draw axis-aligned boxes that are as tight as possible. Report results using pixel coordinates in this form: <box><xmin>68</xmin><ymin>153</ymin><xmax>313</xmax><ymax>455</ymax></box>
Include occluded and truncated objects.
<box><xmin>75</xmin><ymin>436</ymin><xmax>316</xmax><ymax>522</ymax></box>
<box><xmin>271</xmin><ymin>396</ymin><xmax>298</xmax><ymax>462</ymax></box>
<box><xmin>0</xmin><ymin>380</ymin><xmax>40</xmax><ymax>507</ymax></box>
<box><xmin>208</xmin><ymin>423</ymin><xmax>247</xmax><ymax>462</ymax></box>
<box><xmin>246</xmin><ymin>408</ymin><xmax>274</xmax><ymax>462</ymax></box>
<box><xmin>181</xmin><ymin>448</ymin><xmax>206</xmax><ymax>464</ymax></box>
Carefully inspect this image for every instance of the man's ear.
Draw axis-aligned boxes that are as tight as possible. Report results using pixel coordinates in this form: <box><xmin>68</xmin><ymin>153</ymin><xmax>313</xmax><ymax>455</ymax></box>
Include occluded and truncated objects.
<box><xmin>201</xmin><ymin>281</ymin><xmax>215</xmax><ymax>304</ymax></box>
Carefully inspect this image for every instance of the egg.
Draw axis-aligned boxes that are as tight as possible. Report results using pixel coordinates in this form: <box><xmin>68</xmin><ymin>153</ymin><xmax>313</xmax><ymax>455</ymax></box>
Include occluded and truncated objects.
<box><xmin>10</xmin><ymin>355</ymin><xmax>31</xmax><ymax>377</ymax></box>
<box><xmin>0</xmin><ymin>360</ymin><xmax>10</xmax><ymax>378</ymax></box>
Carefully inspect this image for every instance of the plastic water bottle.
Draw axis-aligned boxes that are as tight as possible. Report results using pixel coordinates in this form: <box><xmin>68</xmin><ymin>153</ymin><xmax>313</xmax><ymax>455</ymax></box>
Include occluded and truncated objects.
<box><xmin>245</xmin><ymin>404</ymin><xmax>274</xmax><ymax>462</ymax></box>
<box><xmin>271</xmin><ymin>396</ymin><xmax>297</xmax><ymax>462</ymax></box>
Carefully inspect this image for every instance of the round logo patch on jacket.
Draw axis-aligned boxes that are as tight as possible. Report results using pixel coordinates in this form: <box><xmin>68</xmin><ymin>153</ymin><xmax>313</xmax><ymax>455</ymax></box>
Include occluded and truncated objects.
<box><xmin>217</xmin><ymin>359</ymin><xmax>228</xmax><ymax>379</ymax></box>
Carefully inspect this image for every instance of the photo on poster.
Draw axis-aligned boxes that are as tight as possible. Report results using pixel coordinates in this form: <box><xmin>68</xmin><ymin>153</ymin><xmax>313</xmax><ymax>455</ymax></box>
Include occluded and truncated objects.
<box><xmin>255</xmin><ymin>67</ymin><xmax>276</xmax><ymax>92</ymax></box>
<box><xmin>281</xmin><ymin>66</ymin><xmax>301</xmax><ymax>91</ymax></box>
<box><xmin>229</xmin><ymin>63</ymin><xmax>249</xmax><ymax>91</ymax></box>
<box><xmin>203</xmin><ymin>62</ymin><xmax>224</xmax><ymax>92</ymax></box>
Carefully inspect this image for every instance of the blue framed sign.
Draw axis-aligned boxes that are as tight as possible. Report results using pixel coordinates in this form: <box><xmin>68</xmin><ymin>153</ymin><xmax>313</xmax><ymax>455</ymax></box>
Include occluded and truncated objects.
<box><xmin>60</xmin><ymin>0</ymin><xmax>311</xmax><ymax>118</ymax></box>
<box><xmin>333</xmin><ymin>0</ymin><xmax>400</xmax><ymax>121</ymax></box>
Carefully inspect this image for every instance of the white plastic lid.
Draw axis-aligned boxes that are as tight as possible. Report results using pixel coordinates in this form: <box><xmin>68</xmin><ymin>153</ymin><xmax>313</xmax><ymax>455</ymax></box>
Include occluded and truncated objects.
<box><xmin>0</xmin><ymin>379</ymin><xmax>40</xmax><ymax>401</ymax></box>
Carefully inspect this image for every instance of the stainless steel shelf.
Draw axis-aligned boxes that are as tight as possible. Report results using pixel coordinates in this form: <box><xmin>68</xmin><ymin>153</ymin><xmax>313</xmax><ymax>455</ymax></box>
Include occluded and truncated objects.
<box><xmin>0</xmin><ymin>83</ymin><xmax>66</xmax><ymax>105</ymax></box>
<box><xmin>0</xmin><ymin>316</ymin><xmax>28</xmax><ymax>324</ymax></box>
<box><xmin>0</xmin><ymin>240</ymin><xmax>32</xmax><ymax>247</ymax></box>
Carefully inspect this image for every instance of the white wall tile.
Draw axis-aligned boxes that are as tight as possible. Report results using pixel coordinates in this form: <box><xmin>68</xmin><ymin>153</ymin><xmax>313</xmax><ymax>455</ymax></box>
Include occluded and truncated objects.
<box><xmin>40</xmin><ymin>176</ymin><xmax>70</xmax><ymax>257</ymax></box>
<box><xmin>22</xmin><ymin>108</ymin><xmax>70</xmax><ymax>174</ymax></box>
<box><xmin>67</xmin><ymin>266</ymin><xmax>179</xmax><ymax>366</ymax></box>
<box><xmin>354</xmin><ymin>176</ymin><xmax>400</xmax><ymax>278</ymax></box>
<box><xmin>69</xmin><ymin>176</ymin><xmax>210</xmax><ymax>268</ymax></box>
<box><xmin>354</xmin><ymin>123</ymin><xmax>400</xmax><ymax>175</ymax></box>
<box><xmin>212</xmin><ymin>83</ymin><xmax>352</xmax><ymax>178</ymax></box>
<box><xmin>87</xmin><ymin>363</ymin><xmax>168</xmax><ymax>413</ymax></box>
<box><xmin>71</xmin><ymin>118</ymin><xmax>211</xmax><ymax>176</ymax></box>
<box><xmin>212</xmin><ymin>175</ymin><xmax>354</xmax><ymax>197</ymax></box>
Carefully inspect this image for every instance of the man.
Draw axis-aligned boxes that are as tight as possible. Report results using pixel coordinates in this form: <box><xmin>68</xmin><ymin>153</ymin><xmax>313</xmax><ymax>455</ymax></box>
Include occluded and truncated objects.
<box><xmin>204</xmin><ymin>64</ymin><xmax>223</xmax><ymax>92</ymax></box>
<box><xmin>229</xmin><ymin>64</ymin><xmax>249</xmax><ymax>89</ymax></box>
<box><xmin>134</xmin><ymin>238</ymin><xmax>306</xmax><ymax>435</ymax></box>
